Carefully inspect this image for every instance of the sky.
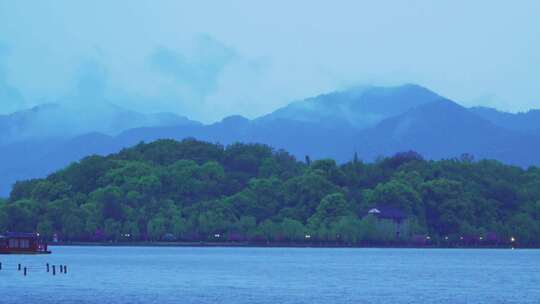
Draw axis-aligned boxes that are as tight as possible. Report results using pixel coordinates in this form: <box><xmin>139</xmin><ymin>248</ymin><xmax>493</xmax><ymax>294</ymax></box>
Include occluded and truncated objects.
<box><xmin>0</xmin><ymin>0</ymin><xmax>539</xmax><ymax>122</ymax></box>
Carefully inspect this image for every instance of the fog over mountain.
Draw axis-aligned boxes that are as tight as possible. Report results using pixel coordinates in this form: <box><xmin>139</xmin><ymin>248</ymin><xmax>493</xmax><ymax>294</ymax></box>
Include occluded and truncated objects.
<box><xmin>2</xmin><ymin>1</ymin><xmax>540</xmax><ymax>121</ymax></box>
<box><xmin>2</xmin><ymin>3</ymin><xmax>540</xmax><ymax>302</ymax></box>
<box><xmin>0</xmin><ymin>102</ymin><xmax>198</xmax><ymax>145</ymax></box>
<box><xmin>258</xmin><ymin>84</ymin><xmax>441</xmax><ymax>129</ymax></box>
<box><xmin>2</xmin><ymin>84</ymin><xmax>540</xmax><ymax>197</ymax></box>
<box><xmin>1</xmin><ymin>3</ymin><xmax>539</xmax><ymax>192</ymax></box>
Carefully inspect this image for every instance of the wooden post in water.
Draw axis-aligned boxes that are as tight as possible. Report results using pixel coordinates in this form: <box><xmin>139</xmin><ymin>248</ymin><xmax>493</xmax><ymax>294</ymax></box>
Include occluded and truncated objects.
<box><xmin>18</xmin><ymin>264</ymin><xmax>21</xmax><ymax>271</ymax></box>
<box><xmin>46</xmin><ymin>263</ymin><xmax>50</xmax><ymax>272</ymax></box>
<box><xmin>23</xmin><ymin>267</ymin><xmax>27</xmax><ymax>276</ymax></box>
<box><xmin>64</xmin><ymin>265</ymin><xmax>68</xmax><ymax>274</ymax></box>
<box><xmin>52</xmin><ymin>265</ymin><xmax>56</xmax><ymax>276</ymax></box>
<box><xmin>0</xmin><ymin>262</ymin><xmax>2</xmax><ymax>270</ymax></box>
<box><xmin>60</xmin><ymin>265</ymin><xmax>63</xmax><ymax>273</ymax></box>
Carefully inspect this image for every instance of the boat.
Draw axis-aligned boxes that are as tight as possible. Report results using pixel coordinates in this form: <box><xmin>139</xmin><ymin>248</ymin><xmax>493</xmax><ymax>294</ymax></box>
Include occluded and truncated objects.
<box><xmin>0</xmin><ymin>232</ymin><xmax>51</xmax><ymax>254</ymax></box>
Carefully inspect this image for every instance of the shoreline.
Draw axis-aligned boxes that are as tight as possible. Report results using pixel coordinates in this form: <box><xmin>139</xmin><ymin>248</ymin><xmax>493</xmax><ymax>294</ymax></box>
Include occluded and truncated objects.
<box><xmin>49</xmin><ymin>241</ymin><xmax>524</xmax><ymax>249</ymax></box>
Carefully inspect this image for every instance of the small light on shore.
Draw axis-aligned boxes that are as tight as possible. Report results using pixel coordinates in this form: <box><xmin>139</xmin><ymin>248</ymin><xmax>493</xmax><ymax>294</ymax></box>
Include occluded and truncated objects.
<box><xmin>305</xmin><ymin>234</ymin><xmax>311</xmax><ymax>239</ymax></box>
<box><xmin>426</xmin><ymin>236</ymin><xmax>431</xmax><ymax>240</ymax></box>
<box><xmin>479</xmin><ymin>237</ymin><xmax>483</xmax><ymax>240</ymax></box>
<box><xmin>511</xmin><ymin>237</ymin><xmax>516</xmax><ymax>242</ymax></box>
<box><xmin>444</xmin><ymin>236</ymin><xmax>449</xmax><ymax>240</ymax></box>
<box><xmin>214</xmin><ymin>234</ymin><xmax>221</xmax><ymax>238</ymax></box>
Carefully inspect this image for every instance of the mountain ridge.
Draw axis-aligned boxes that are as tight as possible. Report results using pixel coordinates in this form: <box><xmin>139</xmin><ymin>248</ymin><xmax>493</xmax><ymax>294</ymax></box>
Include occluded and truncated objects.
<box><xmin>257</xmin><ymin>84</ymin><xmax>442</xmax><ymax>129</ymax></box>
<box><xmin>469</xmin><ymin>106</ymin><xmax>540</xmax><ymax>135</ymax></box>
<box><xmin>2</xmin><ymin>84</ymin><xmax>540</xmax><ymax>196</ymax></box>
<box><xmin>0</xmin><ymin>102</ymin><xmax>199</xmax><ymax>145</ymax></box>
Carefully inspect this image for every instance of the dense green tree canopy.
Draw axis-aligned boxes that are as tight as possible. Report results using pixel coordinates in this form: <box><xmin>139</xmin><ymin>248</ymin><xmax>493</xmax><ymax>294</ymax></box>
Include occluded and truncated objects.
<box><xmin>1</xmin><ymin>139</ymin><xmax>539</xmax><ymax>246</ymax></box>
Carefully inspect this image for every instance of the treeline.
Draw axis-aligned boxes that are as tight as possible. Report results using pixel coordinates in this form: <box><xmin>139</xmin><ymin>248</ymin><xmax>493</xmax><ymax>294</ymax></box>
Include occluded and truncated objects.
<box><xmin>1</xmin><ymin>139</ymin><xmax>539</xmax><ymax>246</ymax></box>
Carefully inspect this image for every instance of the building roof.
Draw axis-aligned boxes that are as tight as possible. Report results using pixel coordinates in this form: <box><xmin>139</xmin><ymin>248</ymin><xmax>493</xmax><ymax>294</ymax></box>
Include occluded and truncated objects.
<box><xmin>367</xmin><ymin>205</ymin><xmax>407</xmax><ymax>221</ymax></box>
<box><xmin>1</xmin><ymin>232</ymin><xmax>39</xmax><ymax>239</ymax></box>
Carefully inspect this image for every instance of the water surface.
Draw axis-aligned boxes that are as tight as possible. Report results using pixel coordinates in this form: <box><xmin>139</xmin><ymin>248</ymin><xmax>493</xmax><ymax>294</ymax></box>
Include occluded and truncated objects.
<box><xmin>0</xmin><ymin>246</ymin><xmax>538</xmax><ymax>303</ymax></box>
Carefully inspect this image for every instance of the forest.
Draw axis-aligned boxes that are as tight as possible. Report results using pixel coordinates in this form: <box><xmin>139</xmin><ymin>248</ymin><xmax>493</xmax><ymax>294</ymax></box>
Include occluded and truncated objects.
<box><xmin>1</xmin><ymin>138</ymin><xmax>539</xmax><ymax>246</ymax></box>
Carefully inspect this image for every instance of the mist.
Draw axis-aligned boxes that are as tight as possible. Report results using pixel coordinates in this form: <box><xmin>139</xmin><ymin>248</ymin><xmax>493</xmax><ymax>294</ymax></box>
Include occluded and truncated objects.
<box><xmin>1</xmin><ymin>1</ymin><xmax>540</xmax><ymax>122</ymax></box>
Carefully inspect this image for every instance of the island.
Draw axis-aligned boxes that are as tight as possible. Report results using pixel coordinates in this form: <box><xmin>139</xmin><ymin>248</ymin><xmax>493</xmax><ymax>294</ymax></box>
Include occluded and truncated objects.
<box><xmin>1</xmin><ymin>139</ymin><xmax>538</xmax><ymax>247</ymax></box>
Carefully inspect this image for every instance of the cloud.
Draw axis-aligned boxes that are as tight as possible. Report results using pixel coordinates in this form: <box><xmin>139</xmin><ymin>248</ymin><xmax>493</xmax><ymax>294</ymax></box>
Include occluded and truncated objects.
<box><xmin>17</xmin><ymin>35</ymin><xmax>241</xmax><ymax>121</ymax></box>
<box><xmin>73</xmin><ymin>59</ymin><xmax>108</xmax><ymax>102</ymax></box>
<box><xmin>2</xmin><ymin>1</ymin><xmax>540</xmax><ymax>120</ymax></box>
<box><xmin>0</xmin><ymin>43</ymin><xmax>26</xmax><ymax>114</ymax></box>
<box><xmin>147</xmin><ymin>36</ymin><xmax>341</xmax><ymax>121</ymax></box>
<box><xmin>149</xmin><ymin>35</ymin><xmax>236</xmax><ymax>103</ymax></box>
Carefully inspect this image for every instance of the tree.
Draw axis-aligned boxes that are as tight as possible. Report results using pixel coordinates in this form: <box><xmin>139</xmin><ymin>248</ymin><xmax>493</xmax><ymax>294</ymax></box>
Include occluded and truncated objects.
<box><xmin>104</xmin><ymin>219</ymin><xmax>122</xmax><ymax>241</ymax></box>
<box><xmin>61</xmin><ymin>155</ymin><xmax>114</xmax><ymax>194</ymax></box>
<box><xmin>81</xmin><ymin>201</ymin><xmax>101</xmax><ymax>238</ymax></box>
<box><xmin>366</xmin><ymin>179</ymin><xmax>421</xmax><ymax>213</ymax></box>
<box><xmin>280</xmin><ymin>218</ymin><xmax>306</xmax><ymax>241</ymax></box>
<box><xmin>421</xmin><ymin>179</ymin><xmax>473</xmax><ymax>236</ymax></box>
<box><xmin>3</xmin><ymin>200</ymin><xmax>37</xmax><ymax>231</ymax></box>
<box><xmin>199</xmin><ymin>161</ymin><xmax>225</xmax><ymax>197</ymax></box>
<box><xmin>37</xmin><ymin>220</ymin><xmax>54</xmax><ymax>240</ymax></box>
<box><xmin>311</xmin><ymin>159</ymin><xmax>346</xmax><ymax>185</ymax></box>
<box><xmin>257</xmin><ymin>219</ymin><xmax>280</xmax><ymax>241</ymax></box>
<box><xmin>331</xmin><ymin>216</ymin><xmax>362</xmax><ymax>243</ymax></box>
<box><xmin>233</xmin><ymin>216</ymin><xmax>257</xmax><ymax>239</ymax></box>
<box><xmin>0</xmin><ymin>204</ymin><xmax>8</xmax><ymax>232</ymax></box>
<box><xmin>147</xmin><ymin>216</ymin><xmax>167</xmax><ymax>241</ymax></box>
<box><xmin>283</xmin><ymin>171</ymin><xmax>338</xmax><ymax>221</ymax></box>
<box><xmin>507</xmin><ymin>213</ymin><xmax>540</xmax><ymax>245</ymax></box>
<box><xmin>62</xmin><ymin>214</ymin><xmax>84</xmax><ymax>240</ymax></box>
<box><xmin>91</xmin><ymin>186</ymin><xmax>125</xmax><ymax>221</ymax></box>
<box><xmin>122</xmin><ymin>221</ymin><xmax>141</xmax><ymax>240</ymax></box>
<box><xmin>359</xmin><ymin>215</ymin><xmax>396</xmax><ymax>243</ymax></box>
<box><xmin>4</xmin><ymin>138</ymin><xmax>540</xmax><ymax>246</ymax></box>
<box><xmin>308</xmin><ymin>193</ymin><xmax>352</xmax><ymax>230</ymax></box>
<box><xmin>171</xmin><ymin>216</ymin><xmax>189</xmax><ymax>240</ymax></box>
<box><xmin>245</xmin><ymin>178</ymin><xmax>283</xmax><ymax>221</ymax></box>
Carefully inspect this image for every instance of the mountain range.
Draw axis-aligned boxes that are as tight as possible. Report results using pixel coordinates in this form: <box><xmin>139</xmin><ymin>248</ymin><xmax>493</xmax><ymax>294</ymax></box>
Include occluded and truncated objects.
<box><xmin>1</xmin><ymin>84</ymin><xmax>539</xmax><ymax>196</ymax></box>
<box><xmin>0</xmin><ymin>102</ymin><xmax>198</xmax><ymax>145</ymax></box>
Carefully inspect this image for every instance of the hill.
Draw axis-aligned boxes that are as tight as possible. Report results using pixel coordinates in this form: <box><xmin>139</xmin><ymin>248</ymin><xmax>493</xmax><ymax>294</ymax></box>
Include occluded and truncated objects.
<box><xmin>1</xmin><ymin>139</ymin><xmax>539</xmax><ymax>246</ymax></box>
<box><xmin>2</xmin><ymin>84</ymin><xmax>540</xmax><ymax>196</ymax></box>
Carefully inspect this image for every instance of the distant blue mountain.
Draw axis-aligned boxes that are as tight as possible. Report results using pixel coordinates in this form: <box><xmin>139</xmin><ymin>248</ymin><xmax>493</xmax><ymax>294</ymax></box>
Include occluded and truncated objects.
<box><xmin>2</xmin><ymin>84</ymin><xmax>540</xmax><ymax>196</ymax></box>
<box><xmin>258</xmin><ymin>84</ymin><xmax>441</xmax><ymax>129</ymax></box>
<box><xmin>358</xmin><ymin>99</ymin><xmax>540</xmax><ymax>165</ymax></box>
<box><xmin>470</xmin><ymin>106</ymin><xmax>540</xmax><ymax>135</ymax></box>
<box><xmin>0</xmin><ymin>102</ymin><xmax>198</xmax><ymax>145</ymax></box>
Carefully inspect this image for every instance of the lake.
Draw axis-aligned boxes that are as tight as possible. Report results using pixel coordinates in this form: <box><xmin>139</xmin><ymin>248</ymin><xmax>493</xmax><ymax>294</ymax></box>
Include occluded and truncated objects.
<box><xmin>0</xmin><ymin>246</ymin><xmax>539</xmax><ymax>303</ymax></box>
